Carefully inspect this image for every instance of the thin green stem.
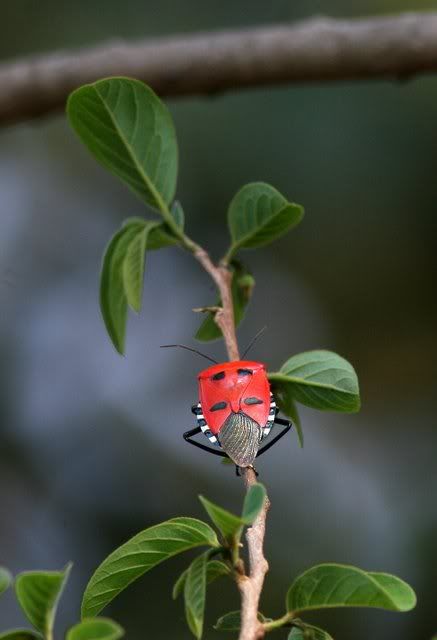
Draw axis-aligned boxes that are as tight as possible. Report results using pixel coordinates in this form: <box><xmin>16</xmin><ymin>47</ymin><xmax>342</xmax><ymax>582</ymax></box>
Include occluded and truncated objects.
<box><xmin>221</xmin><ymin>244</ymin><xmax>237</xmax><ymax>267</ymax></box>
<box><xmin>230</xmin><ymin>530</ymin><xmax>243</xmax><ymax>569</ymax></box>
<box><xmin>263</xmin><ymin>612</ymin><xmax>294</xmax><ymax>632</ymax></box>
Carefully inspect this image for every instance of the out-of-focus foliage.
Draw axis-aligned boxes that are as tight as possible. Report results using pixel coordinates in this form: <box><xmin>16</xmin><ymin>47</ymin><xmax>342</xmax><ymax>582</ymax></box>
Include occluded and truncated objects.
<box><xmin>66</xmin><ymin>618</ymin><xmax>124</xmax><ymax>640</ymax></box>
<box><xmin>0</xmin><ymin>569</ymin><xmax>12</xmax><ymax>597</ymax></box>
<box><xmin>15</xmin><ymin>565</ymin><xmax>72</xmax><ymax>638</ymax></box>
<box><xmin>0</xmin><ymin>566</ymin><xmax>122</xmax><ymax>640</ymax></box>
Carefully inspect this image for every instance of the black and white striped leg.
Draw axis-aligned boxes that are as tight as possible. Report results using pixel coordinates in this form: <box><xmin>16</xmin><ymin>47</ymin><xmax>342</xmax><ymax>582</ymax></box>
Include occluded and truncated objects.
<box><xmin>183</xmin><ymin>426</ymin><xmax>229</xmax><ymax>458</ymax></box>
<box><xmin>261</xmin><ymin>393</ymin><xmax>277</xmax><ymax>438</ymax></box>
<box><xmin>191</xmin><ymin>402</ymin><xmax>221</xmax><ymax>447</ymax></box>
<box><xmin>256</xmin><ymin>417</ymin><xmax>292</xmax><ymax>458</ymax></box>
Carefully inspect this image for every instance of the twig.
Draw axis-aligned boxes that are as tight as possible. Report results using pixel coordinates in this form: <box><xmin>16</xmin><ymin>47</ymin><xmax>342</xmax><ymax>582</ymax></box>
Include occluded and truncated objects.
<box><xmin>2</xmin><ymin>12</ymin><xmax>437</xmax><ymax>126</ymax></box>
<box><xmin>237</xmin><ymin>467</ymin><xmax>271</xmax><ymax>640</ymax></box>
<box><xmin>188</xmin><ymin>241</ymin><xmax>269</xmax><ymax>639</ymax></box>
<box><xmin>192</xmin><ymin>248</ymin><xmax>239</xmax><ymax>361</ymax></box>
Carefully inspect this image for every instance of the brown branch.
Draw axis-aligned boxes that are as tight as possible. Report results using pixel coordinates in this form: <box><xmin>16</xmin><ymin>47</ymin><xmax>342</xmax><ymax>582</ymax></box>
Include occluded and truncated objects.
<box><xmin>237</xmin><ymin>467</ymin><xmax>271</xmax><ymax>640</ymax></box>
<box><xmin>190</xmin><ymin>242</ymin><xmax>269</xmax><ymax>639</ymax></box>
<box><xmin>2</xmin><ymin>12</ymin><xmax>437</xmax><ymax>127</ymax></box>
<box><xmin>192</xmin><ymin>248</ymin><xmax>240</xmax><ymax>361</ymax></box>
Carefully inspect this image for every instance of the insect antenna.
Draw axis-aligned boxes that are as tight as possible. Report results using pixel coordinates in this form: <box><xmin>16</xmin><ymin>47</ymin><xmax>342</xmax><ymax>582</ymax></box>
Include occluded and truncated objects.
<box><xmin>241</xmin><ymin>326</ymin><xmax>268</xmax><ymax>359</ymax></box>
<box><xmin>160</xmin><ymin>344</ymin><xmax>218</xmax><ymax>364</ymax></box>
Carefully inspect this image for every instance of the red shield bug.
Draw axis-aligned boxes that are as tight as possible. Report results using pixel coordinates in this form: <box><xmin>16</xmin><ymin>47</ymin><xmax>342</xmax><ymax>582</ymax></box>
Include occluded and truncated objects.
<box><xmin>162</xmin><ymin>340</ymin><xmax>292</xmax><ymax>472</ymax></box>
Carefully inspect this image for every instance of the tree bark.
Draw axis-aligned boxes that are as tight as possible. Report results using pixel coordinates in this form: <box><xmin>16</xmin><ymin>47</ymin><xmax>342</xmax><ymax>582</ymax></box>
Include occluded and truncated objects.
<box><xmin>1</xmin><ymin>12</ymin><xmax>437</xmax><ymax>126</ymax></box>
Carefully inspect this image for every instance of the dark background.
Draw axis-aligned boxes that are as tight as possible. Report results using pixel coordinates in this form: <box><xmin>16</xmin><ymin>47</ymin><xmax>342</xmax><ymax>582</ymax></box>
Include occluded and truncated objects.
<box><xmin>1</xmin><ymin>1</ymin><xmax>436</xmax><ymax>639</ymax></box>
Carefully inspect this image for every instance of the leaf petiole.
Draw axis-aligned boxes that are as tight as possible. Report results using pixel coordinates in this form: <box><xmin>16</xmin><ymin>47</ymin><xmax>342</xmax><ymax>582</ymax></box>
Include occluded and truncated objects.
<box><xmin>262</xmin><ymin>612</ymin><xmax>294</xmax><ymax>632</ymax></box>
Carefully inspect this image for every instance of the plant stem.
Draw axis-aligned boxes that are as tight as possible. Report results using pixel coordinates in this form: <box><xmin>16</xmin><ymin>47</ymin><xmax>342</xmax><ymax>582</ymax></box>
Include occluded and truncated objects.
<box><xmin>237</xmin><ymin>467</ymin><xmax>270</xmax><ymax>640</ymax></box>
<box><xmin>263</xmin><ymin>613</ymin><xmax>293</xmax><ymax>633</ymax></box>
<box><xmin>191</xmin><ymin>247</ymin><xmax>240</xmax><ymax>361</ymax></box>
<box><xmin>188</xmin><ymin>238</ymin><xmax>270</xmax><ymax>639</ymax></box>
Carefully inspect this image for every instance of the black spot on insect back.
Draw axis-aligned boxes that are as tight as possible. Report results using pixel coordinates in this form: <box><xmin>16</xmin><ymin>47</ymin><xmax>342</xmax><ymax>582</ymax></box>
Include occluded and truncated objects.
<box><xmin>212</xmin><ymin>371</ymin><xmax>225</xmax><ymax>381</ymax></box>
<box><xmin>244</xmin><ymin>397</ymin><xmax>263</xmax><ymax>405</ymax></box>
<box><xmin>238</xmin><ymin>368</ymin><xmax>252</xmax><ymax>376</ymax></box>
<box><xmin>210</xmin><ymin>401</ymin><xmax>227</xmax><ymax>411</ymax></box>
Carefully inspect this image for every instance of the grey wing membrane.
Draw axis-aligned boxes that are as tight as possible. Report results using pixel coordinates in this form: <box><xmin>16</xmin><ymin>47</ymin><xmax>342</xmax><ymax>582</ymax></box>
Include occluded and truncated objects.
<box><xmin>219</xmin><ymin>411</ymin><xmax>263</xmax><ymax>468</ymax></box>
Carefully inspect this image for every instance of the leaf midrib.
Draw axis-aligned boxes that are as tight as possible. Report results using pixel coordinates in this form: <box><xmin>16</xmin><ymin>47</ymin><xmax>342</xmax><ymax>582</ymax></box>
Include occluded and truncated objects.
<box><xmin>231</xmin><ymin>202</ymin><xmax>295</xmax><ymax>252</ymax></box>
<box><xmin>268</xmin><ymin>373</ymin><xmax>358</xmax><ymax>396</ymax></box>
<box><xmin>94</xmin><ymin>83</ymin><xmax>168</xmax><ymax>216</ymax></box>
<box><xmin>289</xmin><ymin>566</ymin><xmax>410</xmax><ymax>614</ymax></box>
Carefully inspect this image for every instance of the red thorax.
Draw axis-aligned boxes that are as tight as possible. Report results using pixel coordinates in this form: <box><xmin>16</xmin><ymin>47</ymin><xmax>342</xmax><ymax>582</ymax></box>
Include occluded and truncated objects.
<box><xmin>197</xmin><ymin>360</ymin><xmax>271</xmax><ymax>435</ymax></box>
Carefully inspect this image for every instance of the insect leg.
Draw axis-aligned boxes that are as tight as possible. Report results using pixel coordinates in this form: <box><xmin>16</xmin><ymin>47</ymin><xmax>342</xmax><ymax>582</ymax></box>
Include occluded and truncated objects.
<box><xmin>183</xmin><ymin>427</ymin><xmax>228</xmax><ymax>458</ymax></box>
<box><xmin>256</xmin><ymin>417</ymin><xmax>292</xmax><ymax>458</ymax></box>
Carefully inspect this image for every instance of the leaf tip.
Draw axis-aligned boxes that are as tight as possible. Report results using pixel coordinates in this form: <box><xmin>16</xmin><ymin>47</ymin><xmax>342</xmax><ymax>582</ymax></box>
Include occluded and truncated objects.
<box><xmin>112</xmin><ymin>336</ymin><xmax>126</xmax><ymax>356</ymax></box>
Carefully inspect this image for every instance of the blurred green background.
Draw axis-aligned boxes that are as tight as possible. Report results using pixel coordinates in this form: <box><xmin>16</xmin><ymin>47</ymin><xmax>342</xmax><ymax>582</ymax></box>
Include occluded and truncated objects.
<box><xmin>0</xmin><ymin>1</ymin><xmax>436</xmax><ymax>639</ymax></box>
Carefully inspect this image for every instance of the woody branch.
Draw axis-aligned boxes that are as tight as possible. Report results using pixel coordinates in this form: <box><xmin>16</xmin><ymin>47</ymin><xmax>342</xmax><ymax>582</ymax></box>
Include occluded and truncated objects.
<box><xmin>2</xmin><ymin>12</ymin><xmax>437</xmax><ymax>127</ymax></box>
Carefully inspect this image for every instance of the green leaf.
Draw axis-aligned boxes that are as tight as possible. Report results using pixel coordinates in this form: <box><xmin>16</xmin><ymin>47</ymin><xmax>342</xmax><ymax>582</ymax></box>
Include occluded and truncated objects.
<box><xmin>205</xmin><ymin>559</ymin><xmax>231</xmax><ymax>583</ymax></box>
<box><xmin>269</xmin><ymin>350</ymin><xmax>360</xmax><ymax>413</ymax></box>
<box><xmin>286</xmin><ymin>563</ymin><xmax>417</xmax><ymax>614</ymax></box>
<box><xmin>198</xmin><ymin>496</ymin><xmax>243</xmax><ymax>542</ymax></box>
<box><xmin>100</xmin><ymin>220</ymin><xmax>144</xmax><ymax>353</ymax></box>
<box><xmin>173</xmin><ymin>560</ymin><xmax>230</xmax><ymax>600</ymax></box>
<box><xmin>272</xmin><ymin>381</ymin><xmax>304</xmax><ymax>447</ymax></box>
<box><xmin>214</xmin><ymin>610</ymin><xmax>267</xmax><ymax>631</ymax></box>
<box><xmin>195</xmin><ymin>261</ymin><xmax>255</xmax><ymax>342</ymax></box>
<box><xmin>146</xmin><ymin>223</ymin><xmax>179</xmax><ymax>250</ymax></box>
<box><xmin>199</xmin><ymin>484</ymin><xmax>266</xmax><ymax>542</ymax></box>
<box><xmin>171</xmin><ymin>200</ymin><xmax>185</xmax><ymax>230</ymax></box>
<box><xmin>227</xmin><ymin>182</ymin><xmax>304</xmax><ymax>256</ymax></box>
<box><xmin>100</xmin><ymin>216</ymin><xmax>160</xmax><ymax>349</ymax></box>
<box><xmin>0</xmin><ymin>631</ymin><xmax>42</xmax><ymax>640</ymax></box>
<box><xmin>0</xmin><ymin>567</ymin><xmax>12</xmax><ymax>596</ymax></box>
<box><xmin>145</xmin><ymin>201</ymin><xmax>185</xmax><ymax>251</ymax></box>
<box><xmin>66</xmin><ymin>618</ymin><xmax>124</xmax><ymax>640</ymax></box>
<box><xmin>184</xmin><ymin>552</ymin><xmax>208</xmax><ymax>639</ymax></box>
<box><xmin>67</xmin><ymin>78</ymin><xmax>178</xmax><ymax>212</ymax></box>
<box><xmin>172</xmin><ymin>569</ymin><xmax>187</xmax><ymax>601</ymax></box>
<box><xmin>242</xmin><ymin>483</ymin><xmax>267</xmax><ymax>523</ymax></box>
<box><xmin>122</xmin><ymin>221</ymin><xmax>159</xmax><ymax>312</ymax></box>
<box><xmin>288</xmin><ymin>624</ymin><xmax>333</xmax><ymax>640</ymax></box>
<box><xmin>15</xmin><ymin>563</ymin><xmax>72</xmax><ymax>637</ymax></box>
<box><xmin>81</xmin><ymin>518</ymin><xmax>219</xmax><ymax>619</ymax></box>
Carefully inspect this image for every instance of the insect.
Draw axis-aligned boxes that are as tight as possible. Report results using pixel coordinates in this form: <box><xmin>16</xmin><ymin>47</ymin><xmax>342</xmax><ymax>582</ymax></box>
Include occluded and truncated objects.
<box><xmin>163</xmin><ymin>342</ymin><xmax>292</xmax><ymax>471</ymax></box>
